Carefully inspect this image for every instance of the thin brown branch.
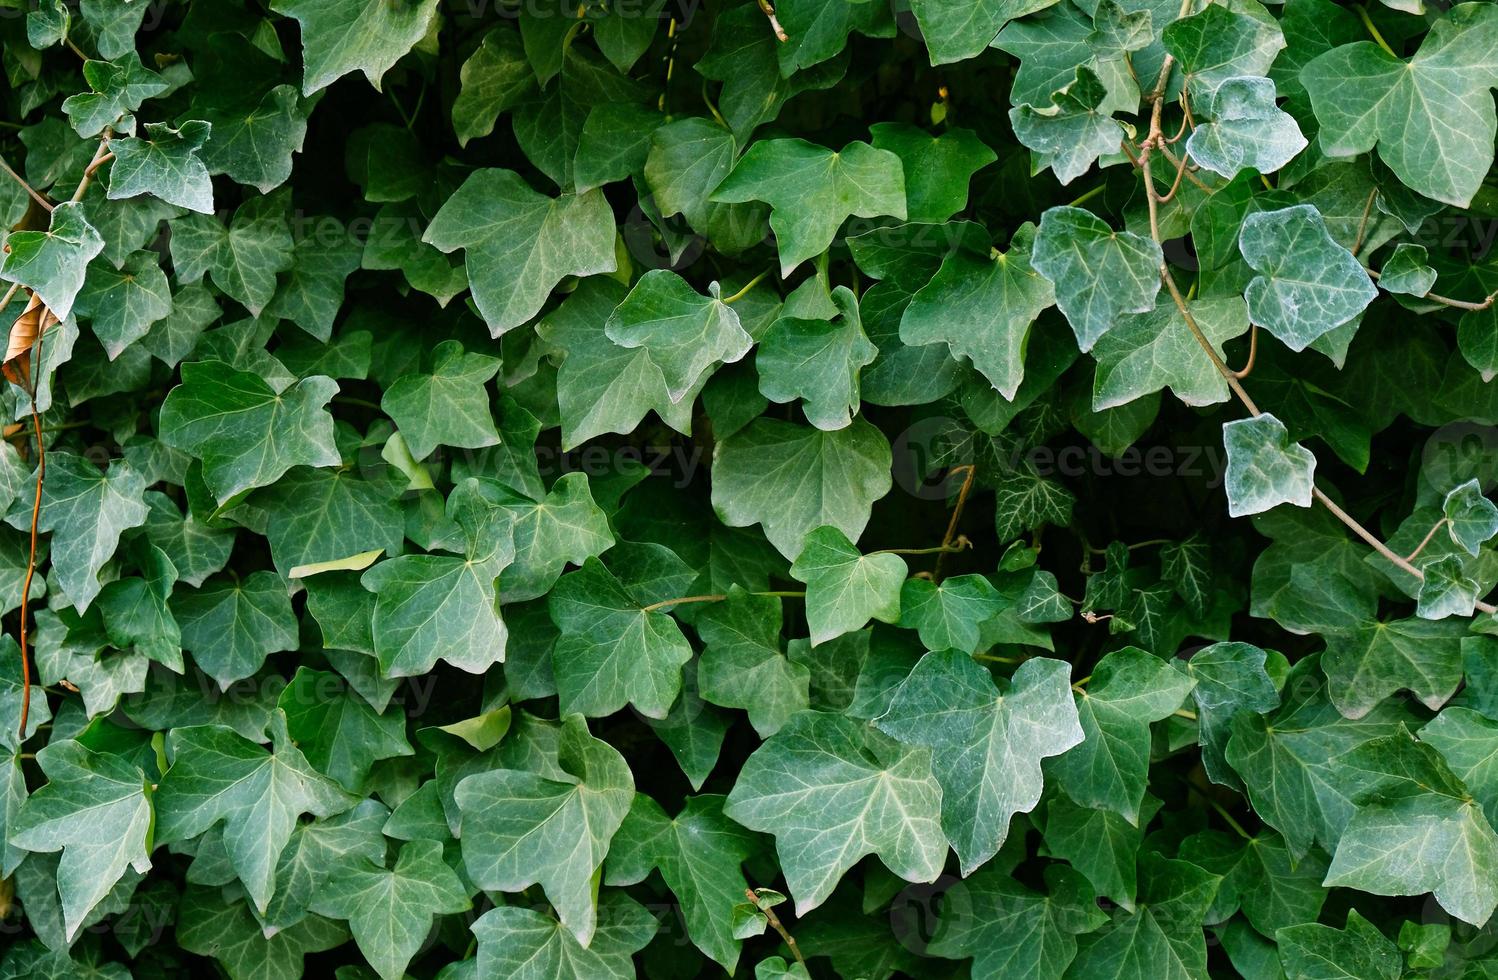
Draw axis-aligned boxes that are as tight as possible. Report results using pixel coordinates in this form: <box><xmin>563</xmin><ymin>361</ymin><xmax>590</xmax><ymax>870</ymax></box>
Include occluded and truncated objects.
<box><xmin>1350</xmin><ymin>188</ymin><xmax>1377</xmax><ymax>257</ymax></box>
<box><xmin>1367</xmin><ymin>268</ymin><xmax>1497</xmax><ymax>311</ymax></box>
<box><xmin>16</xmin><ymin>306</ymin><xmax>46</xmax><ymax>740</ymax></box>
<box><xmin>70</xmin><ymin>132</ymin><xmax>114</xmax><ymax>204</ymax></box>
<box><xmin>747</xmin><ymin>889</ymin><xmax>806</xmax><ymax>967</ymax></box>
<box><xmin>935</xmin><ymin>464</ymin><xmax>977</xmax><ymax>580</ymax></box>
<box><xmin>1231</xmin><ymin>324</ymin><xmax>1257</xmax><ymax>379</ymax></box>
<box><xmin>756</xmin><ymin>0</ymin><xmax>788</xmax><ymax>41</ymax></box>
<box><xmin>0</xmin><ymin>154</ymin><xmax>53</xmax><ymax>213</ymax></box>
<box><xmin>1404</xmin><ymin>518</ymin><xmax>1448</xmax><ymax>563</ymax></box>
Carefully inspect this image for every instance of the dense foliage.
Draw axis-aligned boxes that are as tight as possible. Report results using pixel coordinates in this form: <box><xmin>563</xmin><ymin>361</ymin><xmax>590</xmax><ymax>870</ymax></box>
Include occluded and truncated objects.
<box><xmin>3</xmin><ymin>0</ymin><xmax>1498</xmax><ymax>976</ymax></box>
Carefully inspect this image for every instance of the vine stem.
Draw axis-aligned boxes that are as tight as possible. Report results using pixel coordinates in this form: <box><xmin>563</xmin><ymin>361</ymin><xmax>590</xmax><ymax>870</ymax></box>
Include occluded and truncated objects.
<box><xmin>639</xmin><ymin>590</ymin><xmax>805</xmax><ymax>613</ymax></box>
<box><xmin>935</xmin><ymin>464</ymin><xmax>977</xmax><ymax>581</ymax></box>
<box><xmin>721</xmin><ymin>268</ymin><xmax>773</xmax><ymax>304</ymax></box>
<box><xmin>1366</xmin><ymin>268</ymin><xmax>1497</xmax><ymax>312</ymax></box>
<box><xmin>748</xmin><ymin>888</ymin><xmax>806</xmax><ymax>967</ymax></box>
<box><xmin>1133</xmin><ymin>7</ymin><xmax>1498</xmax><ymax>617</ymax></box>
<box><xmin>1356</xmin><ymin>4</ymin><xmax>1397</xmax><ymax>56</ymax></box>
<box><xmin>0</xmin><ymin>154</ymin><xmax>53</xmax><ymax>212</ymax></box>
<box><xmin>872</xmin><ymin>538</ymin><xmax>969</xmax><ymax>557</ymax></box>
<box><xmin>1405</xmin><ymin>518</ymin><xmax>1449</xmax><ymax>563</ymax></box>
<box><xmin>756</xmin><ymin>0</ymin><xmax>788</xmax><ymax>41</ymax></box>
<box><xmin>16</xmin><ymin>303</ymin><xmax>45</xmax><ymax>740</ymax></box>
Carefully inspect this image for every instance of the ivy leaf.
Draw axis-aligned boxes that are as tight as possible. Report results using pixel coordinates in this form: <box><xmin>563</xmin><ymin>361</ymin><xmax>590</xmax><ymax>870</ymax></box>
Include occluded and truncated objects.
<box><xmin>696</xmin><ymin>588</ymin><xmax>811</xmax><ymax>738</ymax></box>
<box><xmin>1045</xmin><ymin>647</ymin><xmax>1195</xmax><ymax>823</ymax></box>
<box><xmin>1239</xmin><ymin>204</ymin><xmax>1376</xmax><ymax>350</ymax></box>
<box><xmin>927</xmin><ymin>864</ymin><xmax>1106</xmax><ymax>980</ymax></box>
<box><xmin>876</xmin><ymin>652</ymin><xmax>1083</xmax><ymax>874</ymax></box>
<box><xmin>308</xmin><ymin>839</ymin><xmax>471</xmax><ymax>980</ymax></box>
<box><xmin>61</xmin><ymin>55</ymin><xmax>168</xmax><ymax>138</ymax></box>
<box><xmin>5</xmin><ymin>451</ymin><xmax>147</xmax><ymax>612</ymax></box>
<box><xmin>1162</xmin><ymin>0</ymin><xmax>1286</xmax><ymax>95</ymax></box>
<box><xmin>1178</xmin><ymin>641</ymin><xmax>1280</xmax><ymax>790</ymax></box>
<box><xmin>253</xmin><ymin>466</ymin><xmax>404</xmax><ymax>580</ymax></box>
<box><xmin>897</xmin><ymin>575</ymin><xmax>1007</xmax><ymax>653</ymax></box>
<box><xmin>1067</xmin><ymin>854</ymin><xmax>1221</xmax><ymax>978</ymax></box>
<box><xmin>868</xmin><ymin>123</ymin><xmax>996</xmax><ymax>222</ymax></box>
<box><xmin>454</xmin><ymin>714</ymin><xmax>634</xmax><ymax>946</ymax></box>
<box><xmin>1222</xmin><ymin>413</ymin><xmax>1317</xmax><ymax>517</ymax></box>
<box><xmin>1325</xmin><ymin>728</ymin><xmax>1498</xmax><ymax>926</ymax></box>
<box><xmin>169</xmin><ymin>198</ymin><xmax>295</xmax><ymax>316</ymax></box>
<box><xmin>712</xmin><ymin>138</ymin><xmax>907</xmax><ymax>275</ymax></box>
<box><xmin>603</xmin><ymin>270</ymin><xmax>752</xmax><ymax>402</ymax></box>
<box><xmin>1276</xmin><ymin>910</ymin><xmax>1402</xmax><ymax>980</ymax></box>
<box><xmin>1378</xmin><ymin>242</ymin><xmax>1438</xmax><ymax>297</ymax></box>
<box><xmin>452</xmin><ymin>27</ymin><xmax>535</xmax><ymax>146</ymax></box>
<box><xmin>900</xmin><ymin>225</ymin><xmax>1055</xmax><ymax>400</ymax></box>
<box><xmin>724</xmin><ymin>710</ymin><xmax>946</xmax><ymax>915</ymax></box>
<box><xmin>172</xmin><ymin>569</ymin><xmax>297</xmax><ymax>692</ymax></box>
<box><xmin>278</xmin><ymin>667</ymin><xmax>412</xmax><ymax>792</ymax></box>
<box><xmin>470</xmin><ymin>891</ymin><xmax>657</xmax><ymax>980</ymax></box>
<box><xmin>155</xmin><ymin>711</ymin><xmax>358</xmax><ymax>914</ymax></box>
<box><xmin>177</xmin><ymin>885</ymin><xmax>348</xmax><ymax>980</ymax></box>
<box><xmin>272</xmin><ymin>0</ymin><xmax>441</xmax><ymax>95</ymax></box>
<box><xmin>265</xmin><ymin>232</ymin><xmax>363</xmax><ymax>341</ymax></box>
<box><xmin>198</xmin><ymin>85</ymin><xmax>310</xmax><ymax>194</ymax></box>
<box><xmin>1043</xmin><ymin>793</ymin><xmax>1161</xmax><ymax>910</ymax></box>
<box><xmin>1011</xmin><ymin>66</ymin><xmax>1128</xmax><ymax>186</ymax></box>
<box><xmin>75</xmin><ymin>249</ymin><xmax>172</xmax><ymax>358</ymax></box>
<box><xmin>1</xmin><ymin>202</ymin><xmax>105</xmax><ymax>321</ymax></box>
<box><xmin>423</xmin><ymin>169</ymin><xmax>617</xmax><ymax>337</ymax></box>
<box><xmin>1092</xmin><ymin>295</ymin><xmax>1250</xmax><ymax>411</ymax></box>
<box><xmin>10</xmin><ymin>740</ymin><xmax>153</xmax><ymax>941</ymax></box>
<box><xmin>1301</xmin><ymin>3</ymin><xmax>1498</xmax><ymax>207</ymax></box>
<box><xmin>106</xmin><ymin>121</ymin><xmax>215</xmax><ymax>215</ymax></box>
<box><xmin>380</xmin><ymin>340</ymin><xmax>501</xmax><ymax>460</ymax></box>
<box><xmin>1445</xmin><ymin>478</ymin><xmax>1498</xmax><ymax>555</ymax></box>
<box><xmin>1417</xmin><ymin>555</ymin><xmax>1482</xmax><ymax>619</ymax></box>
<box><xmin>643</xmin><ymin>116</ymin><xmax>769</xmax><ymax>255</ymax></box>
<box><xmin>547</xmin><ymin>556</ymin><xmax>693</xmax><ymax>719</ymax></box>
<box><xmin>604</xmin><ymin>794</ymin><xmax>757</xmax><ymax>972</ymax></box>
<box><xmin>1186</xmin><ymin>75</ymin><xmax>1307</xmax><ymax>179</ymax></box>
<box><xmin>790</xmin><ymin>525</ymin><xmax>906</xmax><ymax>645</ymax></box>
<box><xmin>97</xmin><ymin>542</ymin><xmax>181</xmax><ymax>670</ymax></box>
<box><xmin>1032</xmin><ymin>205</ymin><xmax>1163</xmax><ymax>351</ymax></box>
<box><xmin>757</xmin><ymin>284</ymin><xmax>878</xmax><ymax>430</ymax></box>
<box><xmin>159</xmin><ymin>360</ymin><xmax>339</xmax><ymax>503</ymax></box>
<box><xmin>711</xmin><ymin>417</ymin><xmax>892</xmax><ymax>560</ymax></box>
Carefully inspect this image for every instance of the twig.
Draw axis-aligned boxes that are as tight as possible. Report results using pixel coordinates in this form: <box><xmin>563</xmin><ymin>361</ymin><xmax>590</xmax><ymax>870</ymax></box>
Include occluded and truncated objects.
<box><xmin>935</xmin><ymin>464</ymin><xmax>976</xmax><ymax>580</ymax></box>
<box><xmin>70</xmin><ymin>131</ymin><xmax>114</xmax><ymax>204</ymax></box>
<box><xmin>16</xmin><ymin>304</ymin><xmax>46</xmax><ymax>740</ymax></box>
<box><xmin>0</xmin><ymin>154</ymin><xmax>53</xmax><ymax>213</ymax></box>
<box><xmin>1155</xmin><ymin>148</ymin><xmax>1193</xmax><ymax>204</ymax></box>
<box><xmin>1405</xmin><ymin>518</ymin><xmax>1448</xmax><ymax>563</ymax></box>
<box><xmin>1366</xmin><ymin>268</ymin><xmax>1497</xmax><ymax>311</ymax></box>
<box><xmin>1231</xmin><ymin>324</ymin><xmax>1257</xmax><ymax>379</ymax></box>
<box><xmin>748</xmin><ymin>888</ymin><xmax>806</xmax><ymax>967</ymax></box>
<box><xmin>1350</xmin><ymin>188</ymin><xmax>1377</xmax><ymax>257</ymax></box>
<box><xmin>873</xmin><ymin>537</ymin><xmax>970</xmax><ymax>557</ymax></box>
<box><xmin>756</xmin><ymin>0</ymin><xmax>788</xmax><ymax>41</ymax></box>
<box><xmin>639</xmin><ymin>590</ymin><xmax>805</xmax><ymax>613</ymax></box>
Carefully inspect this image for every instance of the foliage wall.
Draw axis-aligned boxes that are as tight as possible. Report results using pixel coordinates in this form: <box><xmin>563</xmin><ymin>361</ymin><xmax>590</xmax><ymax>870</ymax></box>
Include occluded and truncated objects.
<box><xmin>3</xmin><ymin>0</ymin><xmax>1498</xmax><ymax>977</ymax></box>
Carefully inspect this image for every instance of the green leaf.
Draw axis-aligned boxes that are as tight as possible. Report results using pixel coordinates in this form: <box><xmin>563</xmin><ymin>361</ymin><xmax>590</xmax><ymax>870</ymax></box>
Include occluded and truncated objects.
<box><xmin>901</xmin><ymin>225</ymin><xmax>1054</xmax><ymax>399</ymax></box>
<box><xmin>253</xmin><ymin>466</ymin><xmax>403</xmax><ymax>580</ymax></box>
<box><xmin>75</xmin><ymin>249</ymin><xmax>173</xmax><ymax>359</ymax></box>
<box><xmin>107</xmin><ymin>121</ymin><xmax>215</xmax><ymax>214</ymax></box>
<box><xmin>380</xmin><ymin>340</ymin><xmax>501</xmax><ymax>459</ymax></box>
<box><xmin>1445</xmin><ymin>478</ymin><xmax>1498</xmax><ymax>555</ymax></box>
<box><xmin>876</xmin><ymin>652</ymin><xmax>1082</xmax><ymax>873</ymax></box>
<box><xmin>1045</xmin><ymin>647</ymin><xmax>1195</xmax><ymax>822</ymax></box>
<box><xmin>169</xmin><ymin>198</ymin><xmax>295</xmax><ymax>316</ymax></box>
<box><xmin>724</xmin><ymin>710</ymin><xmax>946</xmax><ymax>915</ymax></box>
<box><xmin>604</xmin><ymin>793</ymin><xmax>757</xmax><ymax>972</ymax></box>
<box><xmin>1092</xmin><ymin>296</ymin><xmax>1250</xmax><ymax>410</ymax></box>
<box><xmin>424</xmin><ymin>169</ymin><xmax>617</xmax><ymax>336</ymax></box>
<box><xmin>1416</xmin><ymin>554</ymin><xmax>1481</xmax><ymax>619</ymax></box>
<box><xmin>1239</xmin><ymin>204</ymin><xmax>1376</xmax><ymax>350</ymax></box>
<box><xmin>643</xmin><ymin>116</ymin><xmax>769</xmax><ymax>254</ymax></box>
<box><xmin>1161</xmin><ymin>0</ymin><xmax>1286</xmax><ymax>95</ymax></box>
<box><xmin>272</xmin><ymin>0</ymin><xmax>442</xmax><ymax>95</ymax></box>
<box><xmin>1222</xmin><ymin>413</ymin><xmax>1317</xmax><ymax>517</ymax></box>
<box><xmin>1275</xmin><ymin>910</ymin><xmax>1402</xmax><ymax>980</ymax></box>
<box><xmin>896</xmin><ymin>575</ymin><xmax>1006</xmax><ymax>653</ymax></box>
<box><xmin>61</xmin><ymin>55</ymin><xmax>168</xmax><ymax>138</ymax></box>
<box><xmin>10</xmin><ymin>740</ymin><xmax>152</xmax><ymax>940</ymax></box>
<box><xmin>159</xmin><ymin>360</ymin><xmax>340</xmax><ymax>503</ymax></box>
<box><xmin>1178</xmin><ymin>641</ymin><xmax>1279</xmax><ymax>790</ymax></box>
<box><xmin>155</xmin><ymin>711</ymin><xmax>358</xmax><ymax>914</ymax></box>
<box><xmin>927</xmin><ymin>864</ymin><xmax>1106</xmax><ymax>980</ymax></box>
<box><xmin>177</xmin><ymin>884</ymin><xmax>348</xmax><ymax>980</ymax></box>
<box><xmin>1067</xmin><ymin>854</ymin><xmax>1221</xmax><ymax>979</ymax></box>
<box><xmin>697</xmin><ymin>588</ymin><xmax>811</xmax><ymax>737</ymax></box>
<box><xmin>547</xmin><ymin>555</ymin><xmax>693</xmax><ymax>719</ymax></box>
<box><xmin>470</xmin><ymin>891</ymin><xmax>657</xmax><ymax>980</ymax></box>
<box><xmin>758</xmin><ymin>285</ymin><xmax>877</xmax><ymax>430</ymax></box>
<box><xmin>712</xmin><ymin>138</ymin><xmax>907</xmax><ymax>275</ymax></box>
<box><xmin>790</xmin><ymin>525</ymin><xmax>906</xmax><ymax>645</ymax></box>
<box><xmin>1324</xmin><ymin>728</ymin><xmax>1498</xmax><ymax>926</ymax></box>
<box><xmin>1</xmin><ymin>202</ymin><xmax>105</xmax><ymax>321</ymax></box>
<box><xmin>1322</xmin><ymin>615</ymin><xmax>1467</xmax><ymax>718</ymax></box>
<box><xmin>173</xmin><ymin>569</ymin><xmax>297</xmax><ymax>690</ymax></box>
<box><xmin>308</xmin><ymin>839</ymin><xmax>471</xmax><ymax>980</ymax></box>
<box><xmin>5</xmin><ymin>451</ymin><xmax>147</xmax><ymax>612</ymax></box>
<box><xmin>455</xmin><ymin>714</ymin><xmax>634</xmax><ymax>945</ymax></box>
<box><xmin>198</xmin><ymin>85</ymin><xmax>310</xmax><ymax>194</ymax></box>
<box><xmin>1179</xmin><ymin>829</ymin><xmax>1329</xmax><ymax>937</ymax></box>
<box><xmin>1301</xmin><ymin>3</ymin><xmax>1498</xmax><ymax>207</ymax></box>
<box><xmin>1032</xmin><ymin>205</ymin><xmax>1163</xmax><ymax>351</ymax></box>
<box><xmin>603</xmin><ymin>269</ymin><xmax>752</xmax><ymax>401</ymax></box>
<box><xmin>1186</xmin><ymin>74</ymin><xmax>1307</xmax><ymax>179</ymax></box>
<box><xmin>868</xmin><ymin>123</ymin><xmax>996</xmax><ymax>222</ymax></box>
<box><xmin>452</xmin><ymin>27</ymin><xmax>535</xmax><ymax>146</ymax></box>
<box><xmin>1011</xmin><ymin>66</ymin><xmax>1128</xmax><ymax>186</ymax></box>
<box><xmin>278</xmin><ymin>667</ymin><xmax>412</xmax><ymax>792</ymax></box>
<box><xmin>712</xmin><ymin>417</ymin><xmax>892</xmax><ymax>560</ymax></box>
<box><xmin>1042</xmin><ymin>792</ymin><xmax>1160</xmax><ymax>910</ymax></box>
